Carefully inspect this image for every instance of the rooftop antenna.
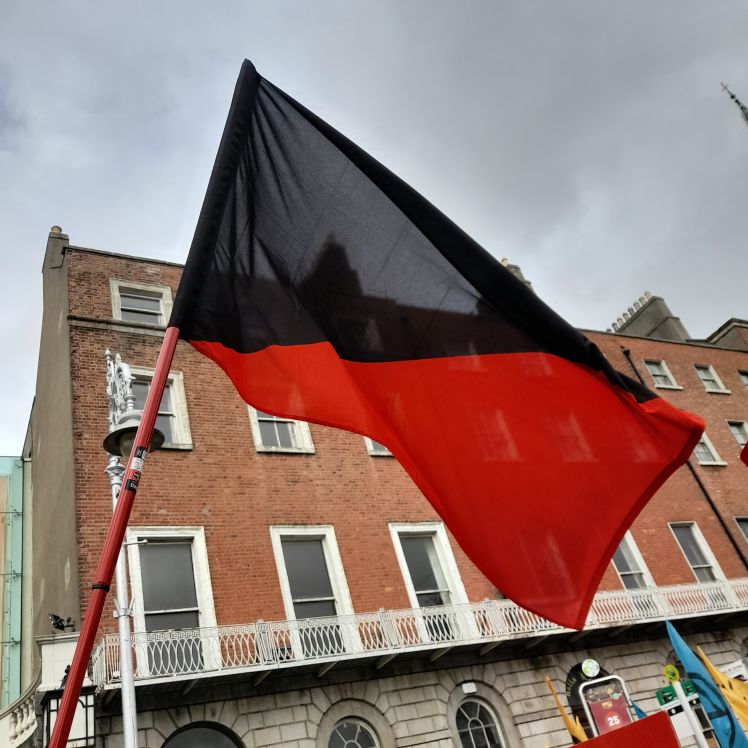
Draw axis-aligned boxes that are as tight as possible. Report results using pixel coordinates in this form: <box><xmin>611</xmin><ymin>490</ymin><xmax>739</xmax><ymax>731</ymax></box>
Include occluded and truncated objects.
<box><xmin>721</xmin><ymin>82</ymin><xmax>748</xmax><ymax>127</ymax></box>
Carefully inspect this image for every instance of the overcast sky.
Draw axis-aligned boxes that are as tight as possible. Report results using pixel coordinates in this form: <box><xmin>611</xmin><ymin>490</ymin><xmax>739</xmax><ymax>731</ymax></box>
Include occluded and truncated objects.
<box><xmin>1</xmin><ymin>2</ymin><xmax>746</xmax><ymax>453</ymax></box>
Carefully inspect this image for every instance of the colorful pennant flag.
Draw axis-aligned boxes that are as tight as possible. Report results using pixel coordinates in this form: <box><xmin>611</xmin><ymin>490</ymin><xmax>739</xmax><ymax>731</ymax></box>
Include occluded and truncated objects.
<box><xmin>667</xmin><ymin>621</ymin><xmax>748</xmax><ymax>747</ymax></box>
<box><xmin>697</xmin><ymin>647</ymin><xmax>748</xmax><ymax>732</ymax></box>
<box><xmin>545</xmin><ymin>676</ymin><xmax>588</xmax><ymax>743</ymax></box>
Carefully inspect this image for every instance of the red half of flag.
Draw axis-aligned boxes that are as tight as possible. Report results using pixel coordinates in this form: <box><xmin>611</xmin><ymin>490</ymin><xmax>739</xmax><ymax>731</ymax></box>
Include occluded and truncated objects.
<box><xmin>170</xmin><ymin>60</ymin><xmax>704</xmax><ymax>629</ymax></box>
<box><xmin>587</xmin><ymin>712</ymin><xmax>679</xmax><ymax>746</ymax></box>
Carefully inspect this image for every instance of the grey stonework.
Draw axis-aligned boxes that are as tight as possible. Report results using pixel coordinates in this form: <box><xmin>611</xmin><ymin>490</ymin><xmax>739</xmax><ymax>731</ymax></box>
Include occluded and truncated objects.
<box><xmin>96</xmin><ymin>626</ymin><xmax>748</xmax><ymax>748</ymax></box>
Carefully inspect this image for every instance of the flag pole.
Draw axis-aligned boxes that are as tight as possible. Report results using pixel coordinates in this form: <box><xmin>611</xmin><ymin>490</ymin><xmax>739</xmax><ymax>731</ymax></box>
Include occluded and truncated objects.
<box><xmin>49</xmin><ymin>325</ymin><xmax>180</xmax><ymax>748</ymax></box>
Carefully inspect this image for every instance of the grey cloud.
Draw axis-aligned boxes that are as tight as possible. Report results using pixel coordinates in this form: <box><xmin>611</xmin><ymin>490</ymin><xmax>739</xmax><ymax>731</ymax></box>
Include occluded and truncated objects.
<box><xmin>1</xmin><ymin>1</ymin><xmax>747</xmax><ymax>451</ymax></box>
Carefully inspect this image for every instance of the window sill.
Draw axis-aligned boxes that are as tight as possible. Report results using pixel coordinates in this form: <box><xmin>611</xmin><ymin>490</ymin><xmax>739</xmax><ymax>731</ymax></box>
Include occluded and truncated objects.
<box><xmin>255</xmin><ymin>446</ymin><xmax>316</xmax><ymax>455</ymax></box>
<box><xmin>704</xmin><ymin>389</ymin><xmax>732</xmax><ymax>395</ymax></box>
<box><xmin>696</xmin><ymin>460</ymin><xmax>728</xmax><ymax>467</ymax></box>
<box><xmin>654</xmin><ymin>384</ymin><xmax>683</xmax><ymax>390</ymax></box>
<box><xmin>111</xmin><ymin>316</ymin><xmax>167</xmax><ymax>329</ymax></box>
<box><xmin>367</xmin><ymin>451</ymin><xmax>394</xmax><ymax>458</ymax></box>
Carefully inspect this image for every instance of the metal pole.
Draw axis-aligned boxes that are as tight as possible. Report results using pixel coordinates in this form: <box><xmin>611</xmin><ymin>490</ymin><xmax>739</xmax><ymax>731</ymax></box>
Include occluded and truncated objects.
<box><xmin>49</xmin><ymin>325</ymin><xmax>180</xmax><ymax>748</ymax></box>
<box><xmin>673</xmin><ymin>680</ymin><xmax>709</xmax><ymax>748</ymax></box>
<box><xmin>105</xmin><ymin>455</ymin><xmax>138</xmax><ymax>748</ymax></box>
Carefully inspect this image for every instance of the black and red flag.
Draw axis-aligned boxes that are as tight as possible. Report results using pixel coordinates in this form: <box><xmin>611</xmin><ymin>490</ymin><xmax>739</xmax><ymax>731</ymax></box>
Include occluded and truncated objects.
<box><xmin>170</xmin><ymin>60</ymin><xmax>703</xmax><ymax>629</ymax></box>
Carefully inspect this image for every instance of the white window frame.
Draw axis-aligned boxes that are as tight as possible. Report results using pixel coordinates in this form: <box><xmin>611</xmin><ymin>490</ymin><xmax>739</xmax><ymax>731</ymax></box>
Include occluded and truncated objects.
<box><xmin>668</xmin><ymin>522</ymin><xmax>726</xmax><ymax>583</ymax></box>
<box><xmin>248</xmin><ymin>407</ymin><xmax>314</xmax><ymax>454</ymax></box>
<box><xmin>110</xmin><ymin>278</ymin><xmax>173</xmax><ymax>326</ymax></box>
<box><xmin>270</xmin><ymin>526</ymin><xmax>354</xmax><ymax>620</ymax></box>
<box><xmin>126</xmin><ymin>526</ymin><xmax>218</xmax><ymax>673</ymax></box>
<box><xmin>693</xmin><ymin>432</ymin><xmax>726</xmax><ymax>466</ymax></box>
<box><xmin>390</xmin><ymin>522</ymin><xmax>472</xmax><ymax>642</ymax></box>
<box><xmin>364</xmin><ymin>436</ymin><xmax>392</xmax><ymax>457</ymax></box>
<box><xmin>727</xmin><ymin>420</ymin><xmax>748</xmax><ymax>448</ymax></box>
<box><xmin>129</xmin><ymin>366</ymin><xmax>192</xmax><ymax>449</ymax></box>
<box><xmin>694</xmin><ymin>364</ymin><xmax>730</xmax><ymax>394</ymax></box>
<box><xmin>454</xmin><ymin>698</ymin><xmax>508</xmax><ymax>748</ymax></box>
<box><xmin>611</xmin><ymin>531</ymin><xmax>655</xmax><ymax>589</ymax></box>
<box><xmin>389</xmin><ymin>522</ymin><xmax>469</xmax><ymax>609</ymax></box>
<box><xmin>643</xmin><ymin>359</ymin><xmax>682</xmax><ymax>390</ymax></box>
<box><xmin>270</xmin><ymin>525</ymin><xmax>358</xmax><ymax>655</ymax></box>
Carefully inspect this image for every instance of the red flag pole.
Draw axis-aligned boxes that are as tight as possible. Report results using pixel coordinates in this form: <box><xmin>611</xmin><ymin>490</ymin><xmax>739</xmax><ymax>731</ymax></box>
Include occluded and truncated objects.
<box><xmin>49</xmin><ymin>325</ymin><xmax>180</xmax><ymax>748</ymax></box>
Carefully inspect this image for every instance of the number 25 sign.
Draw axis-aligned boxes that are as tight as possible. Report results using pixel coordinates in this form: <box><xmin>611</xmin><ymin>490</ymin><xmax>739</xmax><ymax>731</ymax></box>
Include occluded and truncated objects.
<box><xmin>580</xmin><ymin>676</ymin><xmax>635</xmax><ymax>736</ymax></box>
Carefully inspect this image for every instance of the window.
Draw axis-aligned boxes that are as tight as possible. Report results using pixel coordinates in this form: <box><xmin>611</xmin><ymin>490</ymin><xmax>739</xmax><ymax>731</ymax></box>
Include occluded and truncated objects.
<box><xmin>282</xmin><ymin>538</ymin><xmax>337</xmax><ymax>619</ymax></box>
<box><xmin>728</xmin><ymin>421</ymin><xmax>748</xmax><ymax>448</ymax></box>
<box><xmin>547</xmin><ymin>411</ymin><xmax>594</xmax><ymax>462</ymax></box>
<box><xmin>693</xmin><ymin>433</ymin><xmax>725</xmax><ymax>466</ymax></box>
<box><xmin>110</xmin><ymin>279</ymin><xmax>172</xmax><ymax>325</ymax></box>
<box><xmin>270</xmin><ymin>526</ymin><xmax>354</xmax><ymax>657</ymax></box>
<box><xmin>390</xmin><ymin>522</ymin><xmax>469</xmax><ymax>642</ymax></box>
<box><xmin>140</xmin><ymin>539</ymin><xmax>200</xmax><ymax>632</ymax></box>
<box><xmin>739</xmin><ymin>371</ymin><xmax>748</xmax><ymax>388</ymax></box>
<box><xmin>611</xmin><ymin>532</ymin><xmax>652</xmax><ymax>589</ymax></box>
<box><xmin>328</xmin><ymin>720</ymin><xmax>379</xmax><ymax>748</ymax></box>
<box><xmin>456</xmin><ymin>699</ymin><xmax>506</xmax><ymax>748</ymax></box>
<box><xmin>736</xmin><ymin>518</ymin><xmax>748</xmax><ymax>543</ymax></box>
<box><xmin>644</xmin><ymin>360</ymin><xmax>680</xmax><ymax>389</ymax></box>
<box><xmin>248</xmin><ymin>408</ymin><xmax>314</xmax><ymax>453</ymax></box>
<box><xmin>670</xmin><ymin>523</ymin><xmax>723</xmax><ymax>583</ymax></box>
<box><xmin>694</xmin><ymin>364</ymin><xmax>729</xmax><ymax>393</ymax></box>
<box><xmin>319</xmin><ymin>703</ymin><xmax>396</xmax><ymax>748</ymax></box>
<box><xmin>126</xmin><ymin>527</ymin><xmax>217</xmax><ymax>675</ymax></box>
<box><xmin>364</xmin><ymin>436</ymin><xmax>392</xmax><ymax>456</ymax></box>
<box><xmin>130</xmin><ymin>368</ymin><xmax>192</xmax><ymax>448</ymax></box>
<box><xmin>399</xmin><ymin>535</ymin><xmax>453</xmax><ymax>608</ymax></box>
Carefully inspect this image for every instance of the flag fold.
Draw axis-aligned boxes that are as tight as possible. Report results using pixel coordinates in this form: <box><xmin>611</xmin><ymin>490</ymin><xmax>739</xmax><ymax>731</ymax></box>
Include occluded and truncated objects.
<box><xmin>171</xmin><ymin>60</ymin><xmax>704</xmax><ymax>628</ymax></box>
<box><xmin>697</xmin><ymin>646</ymin><xmax>748</xmax><ymax>733</ymax></box>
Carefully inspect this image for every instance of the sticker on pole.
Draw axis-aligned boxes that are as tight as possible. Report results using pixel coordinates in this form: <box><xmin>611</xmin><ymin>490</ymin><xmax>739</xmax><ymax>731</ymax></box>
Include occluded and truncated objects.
<box><xmin>662</xmin><ymin>664</ymin><xmax>680</xmax><ymax>683</ymax></box>
<box><xmin>131</xmin><ymin>445</ymin><xmax>146</xmax><ymax>472</ymax></box>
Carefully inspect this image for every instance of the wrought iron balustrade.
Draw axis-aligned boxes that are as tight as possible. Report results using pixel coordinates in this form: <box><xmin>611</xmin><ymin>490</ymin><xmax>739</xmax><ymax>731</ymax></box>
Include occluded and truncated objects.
<box><xmin>91</xmin><ymin>578</ymin><xmax>748</xmax><ymax>689</ymax></box>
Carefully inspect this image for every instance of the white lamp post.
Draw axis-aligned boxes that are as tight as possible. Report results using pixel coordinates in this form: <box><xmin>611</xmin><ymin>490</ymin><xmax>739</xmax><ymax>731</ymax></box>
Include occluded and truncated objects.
<box><xmin>103</xmin><ymin>351</ymin><xmax>164</xmax><ymax>748</ymax></box>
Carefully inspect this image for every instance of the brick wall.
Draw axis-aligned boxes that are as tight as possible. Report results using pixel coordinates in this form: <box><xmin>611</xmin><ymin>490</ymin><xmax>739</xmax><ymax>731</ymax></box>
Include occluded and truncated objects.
<box><xmin>65</xmin><ymin>248</ymin><xmax>748</xmax><ymax>633</ymax></box>
<box><xmin>590</xmin><ymin>330</ymin><xmax>748</xmax><ymax>582</ymax></box>
<box><xmin>67</xmin><ymin>250</ymin><xmax>498</xmax><ymax>632</ymax></box>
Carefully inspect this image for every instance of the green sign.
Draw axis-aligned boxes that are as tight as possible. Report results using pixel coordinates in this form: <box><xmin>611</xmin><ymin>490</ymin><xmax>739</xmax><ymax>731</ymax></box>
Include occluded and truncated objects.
<box><xmin>655</xmin><ymin>679</ymin><xmax>696</xmax><ymax>705</ymax></box>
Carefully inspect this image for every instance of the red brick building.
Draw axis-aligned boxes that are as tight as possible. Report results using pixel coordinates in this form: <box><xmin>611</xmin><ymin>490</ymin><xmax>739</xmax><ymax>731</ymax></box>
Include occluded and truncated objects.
<box><xmin>4</xmin><ymin>227</ymin><xmax>748</xmax><ymax>747</ymax></box>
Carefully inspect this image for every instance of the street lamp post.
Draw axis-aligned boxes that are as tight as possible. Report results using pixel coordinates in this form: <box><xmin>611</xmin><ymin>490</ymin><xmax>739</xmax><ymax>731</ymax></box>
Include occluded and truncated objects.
<box><xmin>104</xmin><ymin>350</ymin><xmax>165</xmax><ymax>748</ymax></box>
<box><xmin>103</xmin><ymin>455</ymin><xmax>136</xmax><ymax>748</ymax></box>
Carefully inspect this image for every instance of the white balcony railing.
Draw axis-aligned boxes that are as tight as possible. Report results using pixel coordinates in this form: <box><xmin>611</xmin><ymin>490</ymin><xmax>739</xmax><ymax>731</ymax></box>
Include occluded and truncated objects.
<box><xmin>0</xmin><ymin>671</ymin><xmax>41</xmax><ymax>748</ymax></box>
<box><xmin>92</xmin><ymin>578</ymin><xmax>748</xmax><ymax>689</ymax></box>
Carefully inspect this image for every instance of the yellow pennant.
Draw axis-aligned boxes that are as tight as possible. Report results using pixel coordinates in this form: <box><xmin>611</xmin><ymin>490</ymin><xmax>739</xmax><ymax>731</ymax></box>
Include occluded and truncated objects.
<box><xmin>545</xmin><ymin>675</ymin><xmax>588</xmax><ymax>743</ymax></box>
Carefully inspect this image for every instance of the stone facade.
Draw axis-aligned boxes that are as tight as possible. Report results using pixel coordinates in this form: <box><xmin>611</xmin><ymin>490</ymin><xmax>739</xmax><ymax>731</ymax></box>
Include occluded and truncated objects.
<box><xmin>95</xmin><ymin>625</ymin><xmax>748</xmax><ymax>747</ymax></box>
